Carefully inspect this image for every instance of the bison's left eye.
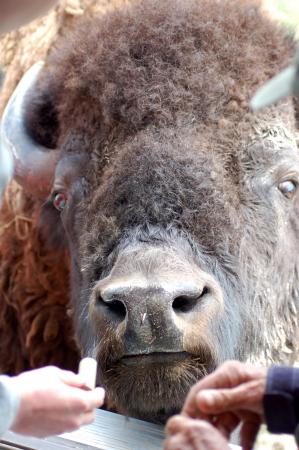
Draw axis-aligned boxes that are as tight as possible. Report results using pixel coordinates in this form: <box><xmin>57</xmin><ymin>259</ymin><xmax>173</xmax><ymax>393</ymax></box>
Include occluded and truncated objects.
<box><xmin>278</xmin><ymin>180</ymin><xmax>298</xmax><ymax>199</ymax></box>
<box><xmin>53</xmin><ymin>192</ymin><xmax>68</xmax><ymax>211</ymax></box>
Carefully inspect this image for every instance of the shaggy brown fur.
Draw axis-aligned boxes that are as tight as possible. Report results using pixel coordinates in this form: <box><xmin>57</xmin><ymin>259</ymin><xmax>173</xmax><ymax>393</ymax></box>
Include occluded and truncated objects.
<box><xmin>0</xmin><ymin>183</ymin><xmax>79</xmax><ymax>372</ymax></box>
<box><xmin>29</xmin><ymin>0</ymin><xmax>294</xmax><ymax>146</ymax></box>
<box><xmin>0</xmin><ymin>0</ymin><xmax>131</xmax><ymax>114</ymax></box>
<box><xmin>0</xmin><ymin>0</ymin><xmax>130</xmax><ymax>374</ymax></box>
<box><xmin>8</xmin><ymin>0</ymin><xmax>299</xmax><ymax>422</ymax></box>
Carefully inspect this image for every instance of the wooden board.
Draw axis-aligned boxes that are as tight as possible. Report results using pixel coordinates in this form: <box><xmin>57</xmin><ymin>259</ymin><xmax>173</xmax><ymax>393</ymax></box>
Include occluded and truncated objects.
<box><xmin>0</xmin><ymin>409</ymin><xmax>241</xmax><ymax>449</ymax></box>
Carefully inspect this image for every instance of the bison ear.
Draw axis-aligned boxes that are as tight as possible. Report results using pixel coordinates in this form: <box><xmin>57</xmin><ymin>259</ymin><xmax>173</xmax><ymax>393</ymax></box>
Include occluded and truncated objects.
<box><xmin>0</xmin><ymin>62</ymin><xmax>60</xmax><ymax>199</ymax></box>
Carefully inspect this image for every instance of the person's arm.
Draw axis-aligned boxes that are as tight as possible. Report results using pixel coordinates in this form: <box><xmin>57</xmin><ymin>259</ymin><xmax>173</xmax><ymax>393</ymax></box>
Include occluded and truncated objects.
<box><xmin>0</xmin><ymin>376</ymin><xmax>20</xmax><ymax>436</ymax></box>
<box><xmin>264</xmin><ymin>365</ymin><xmax>299</xmax><ymax>434</ymax></box>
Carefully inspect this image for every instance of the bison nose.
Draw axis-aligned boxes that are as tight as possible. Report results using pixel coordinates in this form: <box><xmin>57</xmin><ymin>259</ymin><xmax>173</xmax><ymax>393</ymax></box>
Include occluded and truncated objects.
<box><xmin>95</xmin><ymin>277</ymin><xmax>208</xmax><ymax>324</ymax></box>
<box><xmin>93</xmin><ymin>269</ymin><xmax>220</xmax><ymax>355</ymax></box>
<box><xmin>96</xmin><ymin>286</ymin><xmax>127</xmax><ymax>323</ymax></box>
<box><xmin>171</xmin><ymin>286</ymin><xmax>209</xmax><ymax>313</ymax></box>
<box><xmin>94</xmin><ymin>276</ymin><xmax>213</xmax><ymax>354</ymax></box>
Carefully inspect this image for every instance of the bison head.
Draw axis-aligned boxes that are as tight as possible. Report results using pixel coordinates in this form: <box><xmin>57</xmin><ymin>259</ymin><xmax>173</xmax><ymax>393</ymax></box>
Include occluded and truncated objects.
<box><xmin>2</xmin><ymin>0</ymin><xmax>299</xmax><ymax>422</ymax></box>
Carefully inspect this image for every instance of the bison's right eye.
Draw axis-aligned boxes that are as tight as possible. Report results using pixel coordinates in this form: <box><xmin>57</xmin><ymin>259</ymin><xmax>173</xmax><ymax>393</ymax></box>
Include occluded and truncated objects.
<box><xmin>53</xmin><ymin>192</ymin><xmax>68</xmax><ymax>211</ymax></box>
<box><xmin>278</xmin><ymin>180</ymin><xmax>298</xmax><ymax>199</ymax></box>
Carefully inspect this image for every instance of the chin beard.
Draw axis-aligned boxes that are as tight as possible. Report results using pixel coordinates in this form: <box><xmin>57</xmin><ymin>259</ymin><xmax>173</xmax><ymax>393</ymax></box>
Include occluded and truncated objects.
<box><xmin>101</xmin><ymin>356</ymin><xmax>216</xmax><ymax>423</ymax></box>
<box><xmin>91</xmin><ymin>327</ymin><xmax>218</xmax><ymax>423</ymax></box>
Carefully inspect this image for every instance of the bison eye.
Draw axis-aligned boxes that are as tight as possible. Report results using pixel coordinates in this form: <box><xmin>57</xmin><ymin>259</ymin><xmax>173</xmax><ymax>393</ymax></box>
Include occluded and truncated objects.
<box><xmin>278</xmin><ymin>180</ymin><xmax>298</xmax><ymax>199</ymax></box>
<box><xmin>53</xmin><ymin>192</ymin><xmax>68</xmax><ymax>211</ymax></box>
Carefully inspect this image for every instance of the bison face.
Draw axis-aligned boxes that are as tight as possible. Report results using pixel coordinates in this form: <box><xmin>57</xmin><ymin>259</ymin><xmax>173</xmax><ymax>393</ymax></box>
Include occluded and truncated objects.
<box><xmin>53</xmin><ymin>129</ymin><xmax>243</xmax><ymax>422</ymax></box>
<box><xmin>2</xmin><ymin>0</ymin><xmax>299</xmax><ymax>422</ymax></box>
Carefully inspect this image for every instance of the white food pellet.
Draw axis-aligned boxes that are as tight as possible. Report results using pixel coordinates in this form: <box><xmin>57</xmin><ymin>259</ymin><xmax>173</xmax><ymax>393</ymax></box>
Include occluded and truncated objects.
<box><xmin>78</xmin><ymin>357</ymin><xmax>97</xmax><ymax>389</ymax></box>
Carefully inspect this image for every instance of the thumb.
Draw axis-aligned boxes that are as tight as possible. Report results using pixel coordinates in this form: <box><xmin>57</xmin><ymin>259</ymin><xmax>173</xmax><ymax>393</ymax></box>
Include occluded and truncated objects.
<box><xmin>196</xmin><ymin>386</ymin><xmax>249</xmax><ymax>414</ymax></box>
<box><xmin>83</xmin><ymin>387</ymin><xmax>106</xmax><ymax>409</ymax></box>
<box><xmin>196</xmin><ymin>380</ymin><xmax>264</xmax><ymax>415</ymax></box>
<box><xmin>58</xmin><ymin>370</ymin><xmax>87</xmax><ymax>388</ymax></box>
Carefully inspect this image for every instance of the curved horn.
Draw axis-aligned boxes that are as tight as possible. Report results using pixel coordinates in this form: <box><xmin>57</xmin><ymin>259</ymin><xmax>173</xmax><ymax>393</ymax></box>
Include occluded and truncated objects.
<box><xmin>0</xmin><ymin>62</ymin><xmax>59</xmax><ymax>198</ymax></box>
<box><xmin>0</xmin><ymin>120</ymin><xmax>13</xmax><ymax>197</ymax></box>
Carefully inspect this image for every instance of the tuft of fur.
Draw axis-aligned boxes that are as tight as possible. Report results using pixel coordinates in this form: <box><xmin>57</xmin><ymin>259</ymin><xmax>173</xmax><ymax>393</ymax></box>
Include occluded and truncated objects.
<box><xmin>27</xmin><ymin>0</ymin><xmax>295</xmax><ymax>147</ymax></box>
<box><xmin>0</xmin><ymin>0</ymin><xmax>131</xmax><ymax>115</ymax></box>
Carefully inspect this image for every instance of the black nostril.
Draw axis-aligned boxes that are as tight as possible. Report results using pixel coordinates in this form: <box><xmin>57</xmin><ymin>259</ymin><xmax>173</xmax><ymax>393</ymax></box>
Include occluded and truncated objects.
<box><xmin>97</xmin><ymin>296</ymin><xmax>127</xmax><ymax>321</ymax></box>
<box><xmin>172</xmin><ymin>296</ymin><xmax>197</xmax><ymax>313</ymax></box>
<box><xmin>172</xmin><ymin>286</ymin><xmax>209</xmax><ymax>313</ymax></box>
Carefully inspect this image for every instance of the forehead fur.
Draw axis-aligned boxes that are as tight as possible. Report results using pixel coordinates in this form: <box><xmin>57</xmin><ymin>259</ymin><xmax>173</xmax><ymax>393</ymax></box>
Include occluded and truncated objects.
<box><xmin>43</xmin><ymin>0</ymin><xmax>294</xmax><ymax>143</ymax></box>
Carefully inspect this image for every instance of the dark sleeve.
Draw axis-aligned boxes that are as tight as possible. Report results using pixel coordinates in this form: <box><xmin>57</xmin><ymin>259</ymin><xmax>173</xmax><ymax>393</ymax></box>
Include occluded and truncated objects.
<box><xmin>263</xmin><ymin>365</ymin><xmax>299</xmax><ymax>434</ymax></box>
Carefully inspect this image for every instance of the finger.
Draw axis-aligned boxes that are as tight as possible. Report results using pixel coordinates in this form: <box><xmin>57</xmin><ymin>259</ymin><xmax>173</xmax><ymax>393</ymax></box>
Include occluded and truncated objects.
<box><xmin>189</xmin><ymin>361</ymin><xmax>250</xmax><ymax>393</ymax></box>
<box><xmin>212</xmin><ymin>412</ymin><xmax>240</xmax><ymax>439</ymax></box>
<box><xmin>166</xmin><ymin>415</ymin><xmax>214</xmax><ymax>436</ymax></box>
<box><xmin>59</xmin><ymin>370</ymin><xmax>87</xmax><ymax>388</ymax></box>
<box><xmin>166</xmin><ymin>416</ymin><xmax>231</xmax><ymax>449</ymax></box>
<box><xmin>184</xmin><ymin>419</ymin><xmax>231</xmax><ymax>450</ymax></box>
<box><xmin>164</xmin><ymin>434</ymin><xmax>193</xmax><ymax>450</ymax></box>
<box><xmin>65</xmin><ymin>411</ymin><xmax>96</xmax><ymax>433</ymax></box>
<box><xmin>81</xmin><ymin>411</ymin><xmax>96</xmax><ymax>426</ymax></box>
<box><xmin>166</xmin><ymin>415</ymin><xmax>191</xmax><ymax>435</ymax></box>
<box><xmin>240</xmin><ymin>415</ymin><xmax>261</xmax><ymax>450</ymax></box>
<box><xmin>183</xmin><ymin>362</ymin><xmax>266</xmax><ymax>419</ymax></box>
<box><xmin>183</xmin><ymin>361</ymin><xmax>251</xmax><ymax>417</ymax></box>
<box><xmin>195</xmin><ymin>379</ymin><xmax>264</xmax><ymax>415</ymax></box>
<box><xmin>196</xmin><ymin>388</ymin><xmax>243</xmax><ymax>414</ymax></box>
<box><xmin>83</xmin><ymin>387</ymin><xmax>106</xmax><ymax>409</ymax></box>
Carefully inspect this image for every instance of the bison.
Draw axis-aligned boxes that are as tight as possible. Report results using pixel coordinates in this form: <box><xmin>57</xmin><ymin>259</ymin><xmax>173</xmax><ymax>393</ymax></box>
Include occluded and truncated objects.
<box><xmin>1</xmin><ymin>0</ymin><xmax>299</xmax><ymax>423</ymax></box>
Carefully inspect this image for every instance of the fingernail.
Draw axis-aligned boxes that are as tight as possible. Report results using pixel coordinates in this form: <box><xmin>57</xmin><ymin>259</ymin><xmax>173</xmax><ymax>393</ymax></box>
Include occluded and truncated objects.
<box><xmin>98</xmin><ymin>387</ymin><xmax>106</xmax><ymax>398</ymax></box>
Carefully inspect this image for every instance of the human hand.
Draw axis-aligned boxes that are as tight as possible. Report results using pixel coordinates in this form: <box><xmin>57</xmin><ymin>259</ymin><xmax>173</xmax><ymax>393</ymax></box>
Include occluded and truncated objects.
<box><xmin>165</xmin><ymin>415</ymin><xmax>231</xmax><ymax>450</ymax></box>
<box><xmin>9</xmin><ymin>366</ymin><xmax>105</xmax><ymax>437</ymax></box>
<box><xmin>181</xmin><ymin>360</ymin><xmax>267</xmax><ymax>449</ymax></box>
